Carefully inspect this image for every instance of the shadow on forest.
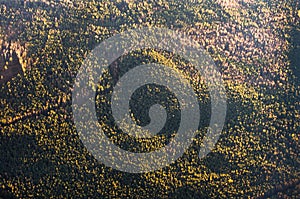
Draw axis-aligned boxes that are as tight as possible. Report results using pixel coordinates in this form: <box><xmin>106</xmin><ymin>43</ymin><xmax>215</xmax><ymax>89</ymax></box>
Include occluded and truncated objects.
<box><xmin>288</xmin><ymin>26</ymin><xmax>300</xmax><ymax>86</ymax></box>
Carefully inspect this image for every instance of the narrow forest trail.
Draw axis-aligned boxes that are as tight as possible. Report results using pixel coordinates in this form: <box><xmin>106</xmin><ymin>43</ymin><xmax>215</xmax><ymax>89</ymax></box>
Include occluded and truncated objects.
<box><xmin>0</xmin><ymin>94</ymin><xmax>69</xmax><ymax>126</ymax></box>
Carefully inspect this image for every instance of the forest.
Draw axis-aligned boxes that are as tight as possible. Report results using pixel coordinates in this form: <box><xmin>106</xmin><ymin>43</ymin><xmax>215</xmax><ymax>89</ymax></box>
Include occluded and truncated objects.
<box><xmin>0</xmin><ymin>0</ymin><xmax>299</xmax><ymax>198</ymax></box>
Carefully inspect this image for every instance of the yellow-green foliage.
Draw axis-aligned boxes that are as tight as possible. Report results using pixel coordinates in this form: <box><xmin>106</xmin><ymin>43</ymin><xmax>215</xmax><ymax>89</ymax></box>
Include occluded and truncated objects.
<box><xmin>0</xmin><ymin>0</ymin><xmax>299</xmax><ymax>198</ymax></box>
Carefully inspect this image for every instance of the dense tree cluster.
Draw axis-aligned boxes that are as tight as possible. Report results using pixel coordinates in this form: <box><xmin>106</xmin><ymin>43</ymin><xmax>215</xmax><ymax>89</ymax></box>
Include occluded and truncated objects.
<box><xmin>0</xmin><ymin>0</ymin><xmax>299</xmax><ymax>198</ymax></box>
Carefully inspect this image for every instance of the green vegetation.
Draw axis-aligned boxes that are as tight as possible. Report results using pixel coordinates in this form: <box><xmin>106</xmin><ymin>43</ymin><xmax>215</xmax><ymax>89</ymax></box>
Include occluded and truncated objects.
<box><xmin>0</xmin><ymin>0</ymin><xmax>299</xmax><ymax>198</ymax></box>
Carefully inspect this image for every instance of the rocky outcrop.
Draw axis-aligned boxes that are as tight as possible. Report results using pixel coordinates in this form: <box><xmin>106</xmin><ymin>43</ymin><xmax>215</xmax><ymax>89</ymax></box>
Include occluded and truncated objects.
<box><xmin>0</xmin><ymin>39</ymin><xmax>29</xmax><ymax>84</ymax></box>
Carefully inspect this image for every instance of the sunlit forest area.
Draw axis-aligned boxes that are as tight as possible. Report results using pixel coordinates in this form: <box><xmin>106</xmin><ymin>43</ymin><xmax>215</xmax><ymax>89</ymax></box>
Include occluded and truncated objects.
<box><xmin>0</xmin><ymin>0</ymin><xmax>299</xmax><ymax>198</ymax></box>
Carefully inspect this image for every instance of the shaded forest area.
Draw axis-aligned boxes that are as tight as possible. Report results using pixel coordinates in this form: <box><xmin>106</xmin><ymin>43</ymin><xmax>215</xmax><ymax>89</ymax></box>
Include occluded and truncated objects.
<box><xmin>0</xmin><ymin>0</ymin><xmax>299</xmax><ymax>198</ymax></box>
